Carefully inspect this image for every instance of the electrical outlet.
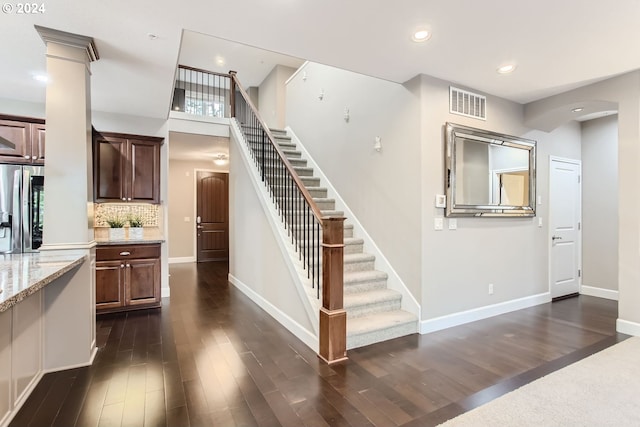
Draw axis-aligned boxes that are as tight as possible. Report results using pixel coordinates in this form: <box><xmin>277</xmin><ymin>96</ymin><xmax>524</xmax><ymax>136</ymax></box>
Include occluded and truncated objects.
<box><xmin>448</xmin><ymin>218</ymin><xmax>457</xmax><ymax>230</ymax></box>
<box><xmin>434</xmin><ymin>218</ymin><xmax>444</xmax><ymax>230</ymax></box>
<box><xmin>488</xmin><ymin>283</ymin><xmax>494</xmax><ymax>295</ymax></box>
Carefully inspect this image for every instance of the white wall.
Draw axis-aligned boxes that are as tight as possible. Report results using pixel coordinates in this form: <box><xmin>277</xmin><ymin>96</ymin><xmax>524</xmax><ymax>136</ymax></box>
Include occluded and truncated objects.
<box><xmin>0</xmin><ymin>98</ymin><xmax>45</xmax><ymax>118</ymax></box>
<box><xmin>420</xmin><ymin>74</ymin><xmax>582</xmax><ymax>320</ymax></box>
<box><xmin>228</xmin><ymin>131</ymin><xmax>316</xmax><ymax>341</ymax></box>
<box><xmin>286</xmin><ymin>62</ymin><xmax>423</xmax><ymax>301</ymax></box>
<box><xmin>259</xmin><ymin>65</ymin><xmax>297</xmax><ymax>129</ymax></box>
<box><xmin>581</xmin><ymin>115</ymin><xmax>619</xmax><ymax>292</ymax></box>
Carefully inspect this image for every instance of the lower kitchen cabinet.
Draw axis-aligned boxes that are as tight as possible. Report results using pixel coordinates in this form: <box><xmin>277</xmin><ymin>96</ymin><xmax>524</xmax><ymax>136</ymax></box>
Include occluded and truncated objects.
<box><xmin>96</xmin><ymin>244</ymin><xmax>161</xmax><ymax>313</ymax></box>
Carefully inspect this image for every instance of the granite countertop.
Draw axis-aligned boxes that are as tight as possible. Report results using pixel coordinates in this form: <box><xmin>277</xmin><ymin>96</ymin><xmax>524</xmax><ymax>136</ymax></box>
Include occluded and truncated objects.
<box><xmin>0</xmin><ymin>251</ymin><xmax>86</xmax><ymax>313</ymax></box>
<box><xmin>95</xmin><ymin>237</ymin><xmax>165</xmax><ymax>246</ymax></box>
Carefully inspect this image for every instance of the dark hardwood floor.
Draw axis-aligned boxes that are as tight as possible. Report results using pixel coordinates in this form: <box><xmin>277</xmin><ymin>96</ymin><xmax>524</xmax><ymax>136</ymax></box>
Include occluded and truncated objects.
<box><xmin>10</xmin><ymin>262</ymin><xmax>624</xmax><ymax>427</ymax></box>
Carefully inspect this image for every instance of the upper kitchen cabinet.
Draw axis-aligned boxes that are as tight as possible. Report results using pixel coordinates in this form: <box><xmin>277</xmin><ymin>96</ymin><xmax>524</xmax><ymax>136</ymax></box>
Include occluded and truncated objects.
<box><xmin>93</xmin><ymin>131</ymin><xmax>163</xmax><ymax>204</ymax></box>
<box><xmin>0</xmin><ymin>116</ymin><xmax>45</xmax><ymax>165</ymax></box>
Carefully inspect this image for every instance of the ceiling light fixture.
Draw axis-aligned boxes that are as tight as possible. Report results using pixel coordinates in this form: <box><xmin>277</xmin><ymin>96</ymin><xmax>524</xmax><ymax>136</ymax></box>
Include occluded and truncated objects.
<box><xmin>147</xmin><ymin>33</ymin><xmax>159</xmax><ymax>40</ymax></box>
<box><xmin>213</xmin><ymin>153</ymin><xmax>228</xmax><ymax>165</ymax></box>
<box><xmin>215</xmin><ymin>56</ymin><xmax>225</xmax><ymax>67</ymax></box>
<box><xmin>412</xmin><ymin>29</ymin><xmax>431</xmax><ymax>43</ymax></box>
<box><xmin>497</xmin><ymin>64</ymin><xmax>516</xmax><ymax>74</ymax></box>
<box><xmin>571</xmin><ymin>107</ymin><xmax>584</xmax><ymax>113</ymax></box>
<box><xmin>33</xmin><ymin>74</ymin><xmax>49</xmax><ymax>83</ymax></box>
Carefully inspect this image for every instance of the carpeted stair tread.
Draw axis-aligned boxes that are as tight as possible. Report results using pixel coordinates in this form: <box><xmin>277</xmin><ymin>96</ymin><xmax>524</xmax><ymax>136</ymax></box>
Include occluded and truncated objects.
<box><xmin>344</xmin><ymin>253</ymin><xmax>375</xmax><ymax>263</ymax></box>
<box><xmin>344</xmin><ymin>269</ymin><xmax>388</xmax><ymax>284</ymax></box>
<box><xmin>344</xmin><ymin>288</ymin><xmax>401</xmax><ymax>309</ymax></box>
<box><xmin>347</xmin><ymin>310</ymin><xmax>417</xmax><ymax>336</ymax></box>
<box><xmin>346</xmin><ymin>310</ymin><xmax>418</xmax><ymax>349</ymax></box>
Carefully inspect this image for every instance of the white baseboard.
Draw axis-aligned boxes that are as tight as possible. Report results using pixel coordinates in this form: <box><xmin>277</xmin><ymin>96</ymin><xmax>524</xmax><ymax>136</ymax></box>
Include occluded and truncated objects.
<box><xmin>420</xmin><ymin>292</ymin><xmax>551</xmax><ymax>334</ymax></box>
<box><xmin>161</xmin><ymin>287</ymin><xmax>170</xmax><ymax>298</ymax></box>
<box><xmin>617</xmin><ymin>319</ymin><xmax>640</xmax><ymax>336</ymax></box>
<box><xmin>580</xmin><ymin>285</ymin><xmax>619</xmax><ymax>301</ymax></box>
<box><xmin>169</xmin><ymin>257</ymin><xmax>195</xmax><ymax>264</ymax></box>
<box><xmin>228</xmin><ymin>274</ymin><xmax>318</xmax><ymax>353</ymax></box>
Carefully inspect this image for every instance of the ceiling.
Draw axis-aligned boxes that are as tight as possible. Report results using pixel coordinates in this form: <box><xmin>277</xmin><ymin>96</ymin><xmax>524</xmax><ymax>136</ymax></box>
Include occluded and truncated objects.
<box><xmin>1</xmin><ymin>0</ymin><xmax>639</xmax><ymax>120</ymax></box>
<box><xmin>168</xmin><ymin>132</ymin><xmax>229</xmax><ymax>161</ymax></box>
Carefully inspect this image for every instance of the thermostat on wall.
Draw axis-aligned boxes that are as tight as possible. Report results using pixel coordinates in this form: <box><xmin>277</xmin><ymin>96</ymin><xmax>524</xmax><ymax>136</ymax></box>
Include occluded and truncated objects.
<box><xmin>435</xmin><ymin>194</ymin><xmax>446</xmax><ymax>208</ymax></box>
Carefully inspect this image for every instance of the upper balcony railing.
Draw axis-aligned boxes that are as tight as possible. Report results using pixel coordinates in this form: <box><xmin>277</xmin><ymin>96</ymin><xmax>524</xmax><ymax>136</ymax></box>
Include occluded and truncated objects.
<box><xmin>172</xmin><ymin>65</ymin><xmax>232</xmax><ymax>118</ymax></box>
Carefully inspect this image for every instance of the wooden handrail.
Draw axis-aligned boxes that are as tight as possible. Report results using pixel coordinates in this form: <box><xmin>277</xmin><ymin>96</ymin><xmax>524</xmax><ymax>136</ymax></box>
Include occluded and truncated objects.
<box><xmin>230</xmin><ymin>73</ymin><xmax>326</xmax><ymax>223</ymax></box>
<box><xmin>177</xmin><ymin>64</ymin><xmax>232</xmax><ymax>79</ymax></box>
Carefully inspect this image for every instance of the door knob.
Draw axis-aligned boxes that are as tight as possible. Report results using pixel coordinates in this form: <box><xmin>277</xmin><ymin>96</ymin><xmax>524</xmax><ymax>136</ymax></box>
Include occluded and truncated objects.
<box><xmin>196</xmin><ymin>225</ymin><xmax>204</xmax><ymax>229</ymax></box>
<box><xmin>552</xmin><ymin>236</ymin><xmax>562</xmax><ymax>241</ymax></box>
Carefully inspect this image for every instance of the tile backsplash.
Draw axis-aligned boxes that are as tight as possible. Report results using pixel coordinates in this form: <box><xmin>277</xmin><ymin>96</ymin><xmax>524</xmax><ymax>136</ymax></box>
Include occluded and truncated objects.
<box><xmin>94</xmin><ymin>203</ymin><xmax>159</xmax><ymax>227</ymax></box>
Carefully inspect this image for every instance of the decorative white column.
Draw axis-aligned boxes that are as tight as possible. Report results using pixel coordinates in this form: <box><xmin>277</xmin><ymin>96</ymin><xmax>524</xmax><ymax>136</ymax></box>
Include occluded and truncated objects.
<box><xmin>35</xmin><ymin>26</ymin><xmax>99</xmax><ymax>370</ymax></box>
<box><xmin>37</xmin><ymin>25</ymin><xmax>98</xmax><ymax>247</ymax></box>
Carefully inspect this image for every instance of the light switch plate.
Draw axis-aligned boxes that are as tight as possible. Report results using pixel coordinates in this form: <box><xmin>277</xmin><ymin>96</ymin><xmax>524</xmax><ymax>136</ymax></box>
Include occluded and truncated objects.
<box><xmin>435</xmin><ymin>194</ymin><xmax>446</xmax><ymax>208</ymax></box>
<box><xmin>434</xmin><ymin>218</ymin><xmax>444</xmax><ymax>231</ymax></box>
<box><xmin>538</xmin><ymin>217</ymin><xmax>543</xmax><ymax>227</ymax></box>
<box><xmin>448</xmin><ymin>218</ymin><xmax>457</xmax><ymax>230</ymax></box>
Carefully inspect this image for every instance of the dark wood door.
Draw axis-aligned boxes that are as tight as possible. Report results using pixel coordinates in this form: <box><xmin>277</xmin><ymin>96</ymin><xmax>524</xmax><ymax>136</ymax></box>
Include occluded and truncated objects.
<box><xmin>95</xmin><ymin>260</ymin><xmax>125</xmax><ymax>311</ymax></box>
<box><xmin>125</xmin><ymin>258</ymin><xmax>160</xmax><ymax>306</ymax></box>
<box><xmin>31</xmin><ymin>124</ymin><xmax>45</xmax><ymax>165</ymax></box>
<box><xmin>94</xmin><ymin>135</ymin><xmax>127</xmax><ymax>202</ymax></box>
<box><xmin>0</xmin><ymin>119</ymin><xmax>30</xmax><ymax>163</ymax></box>
<box><xmin>196</xmin><ymin>171</ymin><xmax>229</xmax><ymax>262</ymax></box>
<box><xmin>129</xmin><ymin>139</ymin><xmax>160</xmax><ymax>203</ymax></box>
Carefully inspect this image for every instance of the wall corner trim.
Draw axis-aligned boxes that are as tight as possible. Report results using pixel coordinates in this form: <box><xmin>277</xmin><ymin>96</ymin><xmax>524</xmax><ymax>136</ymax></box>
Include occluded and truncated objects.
<box><xmin>420</xmin><ymin>292</ymin><xmax>551</xmax><ymax>334</ymax></box>
<box><xmin>616</xmin><ymin>319</ymin><xmax>640</xmax><ymax>336</ymax></box>
<box><xmin>580</xmin><ymin>285</ymin><xmax>619</xmax><ymax>301</ymax></box>
<box><xmin>228</xmin><ymin>274</ymin><xmax>319</xmax><ymax>353</ymax></box>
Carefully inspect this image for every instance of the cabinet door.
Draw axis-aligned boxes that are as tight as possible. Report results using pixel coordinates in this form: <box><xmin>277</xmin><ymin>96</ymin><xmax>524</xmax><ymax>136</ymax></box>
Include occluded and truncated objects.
<box><xmin>125</xmin><ymin>258</ymin><xmax>160</xmax><ymax>307</ymax></box>
<box><xmin>96</xmin><ymin>260</ymin><xmax>125</xmax><ymax>311</ymax></box>
<box><xmin>0</xmin><ymin>119</ymin><xmax>30</xmax><ymax>163</ymax></box>
<box><xmin>31</xmin><ymin>124</ymin><xmax>45</xmax><ymax>165</ymax></box>
<box><xmin>128</xmin><ymin>139</ymin><xmax>160</xmax><ymax>203</ymax></box>
<box><xmin>0</xmin><ymin>309</ymin><xmax>11</xmax><ymax>423</ymax></box>
<box><xmin>94</xmin><ymin>135</ymin><xmax>127</xmax><ymax>202</ymax></box>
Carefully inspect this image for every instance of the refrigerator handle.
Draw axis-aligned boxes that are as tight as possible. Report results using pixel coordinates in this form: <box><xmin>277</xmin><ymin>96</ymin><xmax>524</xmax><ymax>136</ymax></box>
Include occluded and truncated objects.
<box><xmin>11</xmin><ymin>169</ymin><xmax>21</xmax><ymax>253</ymax></box>
<box><xmin>22</xmin><ymin>168</ymin><xmax>32</xmax><ymax>252</ymax></box>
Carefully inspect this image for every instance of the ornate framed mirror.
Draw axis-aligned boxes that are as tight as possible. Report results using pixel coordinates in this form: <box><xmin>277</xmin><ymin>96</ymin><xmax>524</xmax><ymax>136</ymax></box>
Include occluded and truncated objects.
<box><xmin>445</xmin><ymin>122</ymin><xmax>536</xmax><ymax>217</ymax></box>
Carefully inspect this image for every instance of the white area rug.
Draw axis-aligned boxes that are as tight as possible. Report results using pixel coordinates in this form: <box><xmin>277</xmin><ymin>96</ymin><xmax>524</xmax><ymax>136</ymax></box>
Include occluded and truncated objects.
<box><xmin>439</xmin><ymin>337</ymin><xmax>640</xmax><ymax>426</ymax></box>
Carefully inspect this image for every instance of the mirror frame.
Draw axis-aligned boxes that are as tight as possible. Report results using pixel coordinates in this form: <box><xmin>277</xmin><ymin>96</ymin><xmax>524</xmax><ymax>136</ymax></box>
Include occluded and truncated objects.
<box><xmin>445</xmin><ymin>122</ymin><xmax>537</xmax><ymax>217</ymax></box>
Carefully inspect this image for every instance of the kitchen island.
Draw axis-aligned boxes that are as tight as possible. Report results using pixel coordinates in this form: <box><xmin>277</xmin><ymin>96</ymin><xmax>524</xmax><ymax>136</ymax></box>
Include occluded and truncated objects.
<box><xmin>0</xmin><ymin>250</ymin><xmax>94</xmax><ymax>427</ymax></box>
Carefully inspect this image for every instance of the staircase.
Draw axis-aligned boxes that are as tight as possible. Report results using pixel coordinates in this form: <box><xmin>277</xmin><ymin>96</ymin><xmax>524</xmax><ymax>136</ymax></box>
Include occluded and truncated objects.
<box><xmin>267</xmin><ymin>128</ymin><xmax>418</xmax><ymax>349</ymax></box>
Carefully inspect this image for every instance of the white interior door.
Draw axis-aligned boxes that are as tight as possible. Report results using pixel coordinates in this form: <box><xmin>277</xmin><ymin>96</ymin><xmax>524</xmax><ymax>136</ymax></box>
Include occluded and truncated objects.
<box><xmin>549</xmin><ymin>157</ymin><xmax>581</xmax><ymax>299</ymax></box>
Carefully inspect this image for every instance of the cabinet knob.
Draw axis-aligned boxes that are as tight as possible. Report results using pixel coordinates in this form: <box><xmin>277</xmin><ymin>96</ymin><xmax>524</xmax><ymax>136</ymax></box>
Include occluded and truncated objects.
<box><xmin>31</xmin><ymin>156</ymin><xmax>37</xmax><ymax>160</ymax></box>
<box><xmin>127</xmin><ymin>198</ymin><xmax>132</xmax><ymax>201</ymax></box>
<box><xmin>122</xmin><ymin>198</ymin><xmax>126</xmax><ymax>201</ymax></box>
<box><xmin>120</xmin><ymin>264</ymin><xmax>125</xmax><ymax>268</ymax></box>
<box><xmin>126</xmin><ymin>263</ymin><xmax>131</xmax><ymax>268</ymax></box>
<box><xmin>120</xmin><ymin>251</ymin><xmax>131</xmax><ymax>256</ymax></box>
<box><xmin>24</xmin><ymin>155</ymin><xmax>30</xmax><ymax>159</ymax></box>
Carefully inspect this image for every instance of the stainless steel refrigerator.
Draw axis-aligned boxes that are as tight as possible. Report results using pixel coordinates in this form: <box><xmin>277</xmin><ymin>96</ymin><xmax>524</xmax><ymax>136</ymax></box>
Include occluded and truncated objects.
<box><xmin>0</xmin><ymin>164</ymin><xmax>44</xmax><ymax>253</ymax></box>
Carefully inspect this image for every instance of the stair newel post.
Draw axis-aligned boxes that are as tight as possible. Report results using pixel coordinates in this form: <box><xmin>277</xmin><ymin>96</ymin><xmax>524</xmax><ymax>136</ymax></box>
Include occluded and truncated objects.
<box><xmin>319</xmin><ymin>216</ymin><xmax>348</xmax><ymax>364</ymax></box>
<box><xmin>229</xmin><ymin>71</ymin><xmax>237</xmax><ymax>119</ymax></box>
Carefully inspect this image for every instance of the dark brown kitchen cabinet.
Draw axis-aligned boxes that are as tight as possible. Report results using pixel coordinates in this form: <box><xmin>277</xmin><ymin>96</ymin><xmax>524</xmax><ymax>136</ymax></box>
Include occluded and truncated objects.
<box><xmin>0</xmin><ymin>116</ymin><xmax>45</xmax><ymax>164</ymax></box>
<box><xmin>93</xmin><ymin>131</ymin><xmax>162</xmax><ymax>204</ymax></box>
<box><xmin>96</xmin><ymin>243</ymin><xmax>161</xmax><ymax>313</ymax></box>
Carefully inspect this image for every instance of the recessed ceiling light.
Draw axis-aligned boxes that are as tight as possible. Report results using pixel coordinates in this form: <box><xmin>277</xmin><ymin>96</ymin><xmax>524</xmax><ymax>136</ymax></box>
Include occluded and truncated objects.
<box><xmin>497</xmin><ymin>64</ymin><xmax>516</xmax><ymax>74</ymax></box>
<box><xmin>33</xmin><ymin>74</ymin><xmax>49</xmax><ymax>83</ymax></box>
<box><xmin>572</xmin><ymin>107</ymin><xmax>584</xmax><ymax>113</ymax></box>
<box><xmin>215</xmin><ymin>56</ymin><xmax>225</xmax><ymax>67</ymax></box>
<box><xmin>412</xmin><ymin>29</ymin><xmax>431</xmax><ymax>43</ymax></box>
<box><xmin>147</xmin><ymin>33</ymin><xmax>159</xmax><ymax>40</ymax></box>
